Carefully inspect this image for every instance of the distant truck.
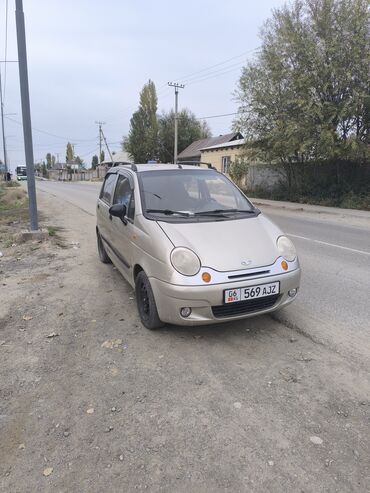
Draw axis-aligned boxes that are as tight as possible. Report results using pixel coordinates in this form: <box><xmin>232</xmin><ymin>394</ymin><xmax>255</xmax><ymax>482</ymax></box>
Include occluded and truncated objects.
<box><xmin>16</xmin><ymin>166</ymin><xmax>27</xmax><ymax>181</ymax></box>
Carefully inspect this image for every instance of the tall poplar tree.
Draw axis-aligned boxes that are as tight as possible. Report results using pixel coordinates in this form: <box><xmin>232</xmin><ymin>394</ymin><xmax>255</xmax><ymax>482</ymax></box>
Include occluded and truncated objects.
<box><xmin>124</xmin><ymin>80</ymin><xmax>158</xmax><ymax>163</ymax></box>
<box><xmin>66</xmin><ymin>142</ymin><xmax>74</xmax><ymax>162</ymax></box>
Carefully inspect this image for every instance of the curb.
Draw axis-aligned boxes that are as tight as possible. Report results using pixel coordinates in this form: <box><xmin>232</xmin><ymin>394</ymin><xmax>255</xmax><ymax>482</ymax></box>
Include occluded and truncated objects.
<box><xmin>250</xmin><ymin>197</ymin><xmax>370</xmax><ymax>220</ymax></box>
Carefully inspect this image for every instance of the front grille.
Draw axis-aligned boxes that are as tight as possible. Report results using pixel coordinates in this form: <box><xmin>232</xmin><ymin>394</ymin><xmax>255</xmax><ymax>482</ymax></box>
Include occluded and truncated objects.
<box><xmin>212</xmin><ymin>294</ymin><xmax>279</xmax><ymax>318</ymax></box>
<box><xmin>228</xmin><ymin>270</ymin><xmax>270</xmax><ymax>280</ymax></box>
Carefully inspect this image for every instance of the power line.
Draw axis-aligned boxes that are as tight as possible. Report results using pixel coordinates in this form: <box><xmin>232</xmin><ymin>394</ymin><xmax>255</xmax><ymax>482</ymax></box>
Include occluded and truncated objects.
<box><xmin>198</xmin><ymin>112</ymin><xmax>238</xmax><ymax>120</ymax></box>
<box><xmin>181</xmin><ymin>58</ymin><xmax>252</xmax><ymax>85</ymax></box>
<box><xmin>156</xmin><ymin>48</ymin><xmax>258</xmax><ymax>96</ymax></box>
<box><xmin>79</xmin><ymin>146</ymin><xmax>100</xmax><ymax>159</ymax></box>
<box><xmin>171</xmin><ymin>48</ymin><xmax>257</xmax><ymax>86</ymax></box>
<box><xmin>7</xmin><ymin>141</ymin><xmax>100</xmax><ymax>151</ymax></box>
<box><xmin>197</xmin><ymin>110</ymin><xmax>249</xmax><ymax>120</ymax></box>
<box><xmin>4</xmin><ymin>115</ymin><xmax>96</xmax><ymax>142</ymax></box>
<box><xmin>186</xmin><ymin>64</ymin><xmax>245</xmax><ymax>87</ymax></box>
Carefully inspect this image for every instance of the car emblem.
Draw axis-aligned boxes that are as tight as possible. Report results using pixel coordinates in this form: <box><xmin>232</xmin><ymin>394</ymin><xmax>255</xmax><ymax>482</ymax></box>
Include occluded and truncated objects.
<box><xmin>241</xmin><ymin>260</ymin><xmax>252</xmax><ymax>266</ymax></box>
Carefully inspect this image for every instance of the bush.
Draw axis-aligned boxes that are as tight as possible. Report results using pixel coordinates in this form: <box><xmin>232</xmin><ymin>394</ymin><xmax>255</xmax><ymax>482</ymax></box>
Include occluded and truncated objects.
<box><xmin>4</xmin><ymin>180</ymin><xmax>20</xmax><ymax>188</ymax></box>
<box><xmin>0</xmin><ymin>184</ymin><xmax>28</xmax><ymax>211</ymax></box>
<box><xmin>229</xmin><ymin>158</ymin><xmax>249</xmax><ymax>186</ymax></box>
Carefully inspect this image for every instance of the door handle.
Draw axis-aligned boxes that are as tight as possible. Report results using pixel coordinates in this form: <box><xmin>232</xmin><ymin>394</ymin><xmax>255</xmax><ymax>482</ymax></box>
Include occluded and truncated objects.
<box><xmin>97</xmin><ymin>204</ymin><xmax>100</xmax><ymax>209</ymax></box>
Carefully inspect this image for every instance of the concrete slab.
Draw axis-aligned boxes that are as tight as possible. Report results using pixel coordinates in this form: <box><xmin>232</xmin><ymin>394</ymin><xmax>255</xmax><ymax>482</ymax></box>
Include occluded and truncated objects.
<box><xmin>17</xmin><ymin>228</ymin><xmax>49</xmax><ymax>243</ymax></box>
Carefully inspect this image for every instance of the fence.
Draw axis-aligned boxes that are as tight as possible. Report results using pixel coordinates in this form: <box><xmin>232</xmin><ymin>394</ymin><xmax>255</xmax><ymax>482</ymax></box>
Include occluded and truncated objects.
<box><xmin>40</xmin><ymin>168</ymin><xmax>108</xmax><ymax>181</ymax></box>
<box><xmin>243</xmin><ymin>160</ymin><xmax>370</xmax><ymax>209</ymax></box>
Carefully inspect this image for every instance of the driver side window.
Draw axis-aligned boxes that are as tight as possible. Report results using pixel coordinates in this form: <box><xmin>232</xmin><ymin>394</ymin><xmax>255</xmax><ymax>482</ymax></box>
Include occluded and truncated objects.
<box><xmin>113</xmin><ymin>175</ymin><xmax>135</xmax><ymax>220</ymax></box>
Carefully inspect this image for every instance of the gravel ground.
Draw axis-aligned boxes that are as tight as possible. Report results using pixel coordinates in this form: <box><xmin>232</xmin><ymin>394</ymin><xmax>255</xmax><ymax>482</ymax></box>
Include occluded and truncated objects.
<box><xmin>1</xmin><ymin>190</ymin><xmax>369</xmax><ymax>492</ymax></box>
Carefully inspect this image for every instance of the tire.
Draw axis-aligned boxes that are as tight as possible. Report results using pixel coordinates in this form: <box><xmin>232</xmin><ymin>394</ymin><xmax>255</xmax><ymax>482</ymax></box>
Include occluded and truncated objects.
<box><xmin>97</xmin><ymin>229</ymin><xmax>111</xmax><ymax>264</ymax></box>
<box><xmin>135</xmin><ymin>271</ymin><xmax>164</xmax><ymax>330</ymax></box>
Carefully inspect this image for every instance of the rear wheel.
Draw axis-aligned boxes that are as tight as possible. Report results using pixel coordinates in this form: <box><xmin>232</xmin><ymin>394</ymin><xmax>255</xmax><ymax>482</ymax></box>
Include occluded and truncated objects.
<box><xmin>97</xmin><ymin>230</ymin><xmax>111</xmax><ymax>264</ymax></box>
<box><xmin>135</xmin><ymin>271</ymin><xmax>164</xmax><ymax>330</ymax></box>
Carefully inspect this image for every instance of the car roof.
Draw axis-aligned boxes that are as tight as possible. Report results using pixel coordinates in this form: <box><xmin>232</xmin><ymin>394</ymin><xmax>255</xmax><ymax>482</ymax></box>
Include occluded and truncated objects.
<box><xmin>112</xmin><ymin>163</ymin><xmax>213</xmax><ymax>173</ymax></box>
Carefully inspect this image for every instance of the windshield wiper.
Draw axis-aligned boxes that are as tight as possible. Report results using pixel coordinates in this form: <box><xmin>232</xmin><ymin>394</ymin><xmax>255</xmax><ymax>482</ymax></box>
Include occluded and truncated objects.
<box><xmin>194</xmin><ymin>208</ymin><xmax>255</xmax><ymax>216</ymax></box>
<box><xmin>146</xmin><ymin>208</ymin><xmax>190</xmax><ymax>217</ymax></box>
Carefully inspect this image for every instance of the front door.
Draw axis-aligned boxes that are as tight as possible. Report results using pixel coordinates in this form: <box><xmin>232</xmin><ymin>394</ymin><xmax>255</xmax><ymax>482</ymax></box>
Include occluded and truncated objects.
<box><xmin>97</xmin><ymin>171</ymin><xmax>118</xmax><ymax>248</ymax></box>
<box><xmin>108</xmin><ymin>173</ymin><xmax>136</xmax><ymax>278</ymax></box>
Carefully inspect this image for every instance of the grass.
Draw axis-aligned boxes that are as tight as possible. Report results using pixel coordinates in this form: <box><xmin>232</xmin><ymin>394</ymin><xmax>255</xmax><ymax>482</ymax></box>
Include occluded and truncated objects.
<box><xmin>0</xmin><ymin>182</ymin><xmax>28</xmax><ymax>211</ymax></box>
<box><xmin>4</xmin><ymin>180</ymin><xmax>21</xmax><ymax>188</ymax></box>
<box><xmin>47</xmin><ymin>226</ymin><xmax>57</xmax><ymax>237</ymax></box>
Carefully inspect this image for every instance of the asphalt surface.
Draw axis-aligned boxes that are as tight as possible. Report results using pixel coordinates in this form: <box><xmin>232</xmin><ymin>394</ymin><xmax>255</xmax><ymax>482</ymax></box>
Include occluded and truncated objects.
<box><xmin>36</xmin><ymin>179</ymin><xmax>370</xmax><ymax>366</ymax></box>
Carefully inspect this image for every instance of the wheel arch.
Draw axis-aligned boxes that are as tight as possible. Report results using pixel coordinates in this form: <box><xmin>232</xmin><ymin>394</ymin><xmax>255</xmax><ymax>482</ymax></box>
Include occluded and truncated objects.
<box><xmin>133</xmin><ymin>264</ymin><xmax>144</xmax><ymax>281</ymax></box>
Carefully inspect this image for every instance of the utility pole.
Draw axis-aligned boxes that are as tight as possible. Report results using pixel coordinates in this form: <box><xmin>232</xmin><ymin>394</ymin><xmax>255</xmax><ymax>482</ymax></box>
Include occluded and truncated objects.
<box><xmin>168</xmin><ymin>82</ymin><xmax>184</xmax><ymax>164</ymax></box>
<box><xmin>100</xmin><ymin>126</ymin><xmax>114</xmax><ymax>164</ymax></box>
<box><xmin>15</xmin><ymin>0</ymin><xmax>38</xmax><ymax>230</ymax></box>
<box><xmin>95</xmin><ymin>121</ymin><xmax>105</xmax><ymax>162</ymax></box>
<box><xmin>0</xmin><ymin>69</ymin><xmax>8</xmax><ymax>176</ymax></box>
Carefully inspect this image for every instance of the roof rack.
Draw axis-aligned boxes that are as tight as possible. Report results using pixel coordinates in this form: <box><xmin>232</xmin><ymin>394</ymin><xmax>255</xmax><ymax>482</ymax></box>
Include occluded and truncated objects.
<box><xmin>111</xmin><ymin>161</ymin><xmax>138</xmax><ymax>172</ymax></box>
<box><xmin>112</xmin><ymin>161</ymin><xmax>132</xmax><ymax>167</ymax></box>
<box><xmin>177</xmin><ymin>160</ymin><xmax>216</xmax><ymax>170</ymax></box>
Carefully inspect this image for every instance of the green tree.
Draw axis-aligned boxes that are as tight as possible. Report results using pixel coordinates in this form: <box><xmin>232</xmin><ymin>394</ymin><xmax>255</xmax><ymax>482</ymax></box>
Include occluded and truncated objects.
<box><xmin>91</xmin><ymin>154</ymin><xmax>99</xmax><ymax>169</ymax></box>
<box><xmin>123</xmin><ymin>80</ymin><xmax>158</xmax><ymax>162</ymax></box>
<box><xmin>41</xmin><ymin>161</ymin><xmax>48</xmax><ymax>178</ymax></box>
<box><xmin>51</xmin><ymin>155</ymin><xmax>56</xmax><ymax>168</ymax></box>
<box><xmin>75</xmin><ymin>156</ymin><xmax>84</xmax><ymax>167</ymax></box>
<box><xmin>46</xmin><ymin>153</ymin><xmax>52</xmax><ymax>169</ymax></box>
<box><xmin>229</xmin><ymin>158</ymin><xmax>249</xmax><ymax>187</ymax></box>
<box><xmin>66</xmin><ymin>142</ymin><xmax>74</xmax><ymax>162</ymax></box>
<box><xmin>100</xmin><ymin>150</ymin><xmax>105</xmax><ymax>163</ymax></box>
<box><xmin>234</xmin><ymin>0</ymin><xmax>370</xmax><ymax>164</ymax></box>
<box><xmin>157</xmin><ymin>109</ymin><xmax>211</xmax><ymax>163</ymax></box>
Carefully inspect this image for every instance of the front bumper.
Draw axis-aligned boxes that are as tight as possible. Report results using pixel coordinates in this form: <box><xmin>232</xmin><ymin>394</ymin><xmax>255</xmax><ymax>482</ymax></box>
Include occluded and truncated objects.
<box><xmin>150</xmin><ymin>267</ymin><xmax>301</xmax><ymax>326</ymax></box>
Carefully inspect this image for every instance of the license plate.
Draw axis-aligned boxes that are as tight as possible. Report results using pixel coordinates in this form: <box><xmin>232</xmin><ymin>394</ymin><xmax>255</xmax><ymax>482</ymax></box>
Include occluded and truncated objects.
<box><xmin>224</xmin><ymin>281</ymin><xmax>280</xmax><ymax>304</ymax></box>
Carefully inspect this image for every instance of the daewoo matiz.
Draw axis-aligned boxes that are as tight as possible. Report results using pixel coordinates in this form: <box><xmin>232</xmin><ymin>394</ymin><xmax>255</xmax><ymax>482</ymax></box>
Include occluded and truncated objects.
<box><xmin>96</xmin><ymin>164</ymin><xmax>301</xmax><ymax>329</ymax></box>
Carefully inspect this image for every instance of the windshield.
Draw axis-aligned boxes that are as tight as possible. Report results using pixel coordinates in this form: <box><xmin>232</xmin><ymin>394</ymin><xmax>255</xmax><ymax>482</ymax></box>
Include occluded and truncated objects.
<box><xmin>139</xmin><ymin>169</ymin><xmax>255</xmax><ymax>221</ymax></box>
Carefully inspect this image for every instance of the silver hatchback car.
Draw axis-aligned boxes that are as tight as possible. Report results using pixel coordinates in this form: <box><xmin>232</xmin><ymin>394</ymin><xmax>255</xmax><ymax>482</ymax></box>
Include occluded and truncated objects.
<box><xmin>96</xmin><ymin>164</ymin><xmax>301</xmax><ymax>329</ymax></box>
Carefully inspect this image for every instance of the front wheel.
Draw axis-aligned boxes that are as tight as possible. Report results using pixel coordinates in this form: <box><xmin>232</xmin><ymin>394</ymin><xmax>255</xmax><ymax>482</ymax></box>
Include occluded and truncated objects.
<box><xmin>135</xmin><ymin>271</ymin><xmax>164</xmax><ymax>330</ymax></box>
<box><xmin>96</xmin><ymin>229</ymin><xmax>111</xmax><ymax>264</ymax></box>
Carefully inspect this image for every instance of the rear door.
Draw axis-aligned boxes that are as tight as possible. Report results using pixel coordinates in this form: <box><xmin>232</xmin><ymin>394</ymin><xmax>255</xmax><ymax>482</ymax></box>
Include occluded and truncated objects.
<box><xmin>97</xmin><ymin>171</ymin><xmax>118</xmax><ymax>248</ymax></box>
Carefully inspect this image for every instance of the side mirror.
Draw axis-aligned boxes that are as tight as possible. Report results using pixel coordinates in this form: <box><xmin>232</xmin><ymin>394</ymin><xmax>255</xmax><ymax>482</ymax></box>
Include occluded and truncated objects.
<box><xmin>109</xmin><ymin>203</ymin><xmax>127</xmax><ymax>223</ymax></box>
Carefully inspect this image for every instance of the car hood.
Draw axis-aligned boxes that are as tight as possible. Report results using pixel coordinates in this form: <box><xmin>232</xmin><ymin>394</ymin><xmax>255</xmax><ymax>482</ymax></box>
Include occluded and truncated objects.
<box><xmin>158</xmin><ymin>214</ymin><xmax>282</xmax><ymax>272</ymax></box>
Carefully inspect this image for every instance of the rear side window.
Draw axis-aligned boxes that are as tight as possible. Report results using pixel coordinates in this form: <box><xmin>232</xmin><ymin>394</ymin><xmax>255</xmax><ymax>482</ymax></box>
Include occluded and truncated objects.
<box><xmin>100</xmin><ymin>173</ymin><xmax>117</xmax><ymax>204</ymax></box>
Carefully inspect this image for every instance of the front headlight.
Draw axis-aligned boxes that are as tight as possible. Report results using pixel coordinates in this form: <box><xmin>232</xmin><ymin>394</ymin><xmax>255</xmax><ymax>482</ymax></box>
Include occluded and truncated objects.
<box><xmin>277</xmin><ymin>236</ymin><xmax>297</xmax><ymax>261</ymax></box>
<box><xmin>170</xmin><ymin>247</ymin><xmax>201</xmax><ymax>276</ymax></box>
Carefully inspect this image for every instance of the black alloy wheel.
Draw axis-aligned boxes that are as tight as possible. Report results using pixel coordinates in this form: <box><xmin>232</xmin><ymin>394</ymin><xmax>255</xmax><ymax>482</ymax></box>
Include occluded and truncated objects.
<box><xmin>135</xmin><ymin>271</ymin><xmax>164</xmax><ymax>330</ymax></box>
<box><xmin>97</xmin><ymin>230</ymin><xmax>111</xmax><ymax>264</ymax></box>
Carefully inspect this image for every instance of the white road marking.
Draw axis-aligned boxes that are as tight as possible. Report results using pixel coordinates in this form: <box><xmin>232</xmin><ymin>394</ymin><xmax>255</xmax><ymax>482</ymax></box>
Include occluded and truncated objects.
<box><xmin>287</xmin><ymin>233</ymin><xmax>370</xmax><ymax>256</ymax></box>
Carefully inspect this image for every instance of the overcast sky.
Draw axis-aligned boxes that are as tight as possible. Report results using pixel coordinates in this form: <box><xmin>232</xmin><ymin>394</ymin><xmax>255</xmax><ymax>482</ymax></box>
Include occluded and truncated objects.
<box><xmin>1</xmin><ymin>0</ymin><xmax>285</xmax><ymax>170</ymax></box>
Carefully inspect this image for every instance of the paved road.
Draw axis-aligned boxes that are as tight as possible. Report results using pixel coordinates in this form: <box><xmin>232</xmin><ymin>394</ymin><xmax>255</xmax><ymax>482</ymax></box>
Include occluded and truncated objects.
<box><xmin>36</xmin><ymin>179</ymin><xmax>370</xmax><ymax>365</ymax></box>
